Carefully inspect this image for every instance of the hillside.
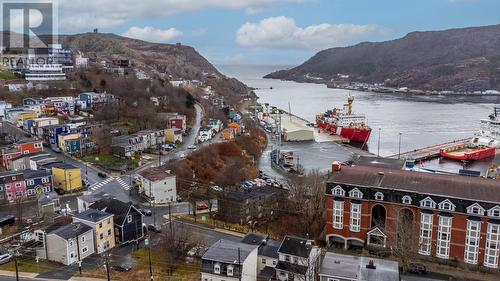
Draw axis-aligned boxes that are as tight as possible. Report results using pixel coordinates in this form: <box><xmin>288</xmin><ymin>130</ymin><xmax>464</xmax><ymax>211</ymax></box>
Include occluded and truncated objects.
<box><xmin>59</xmin><ymin>33</ymin><xmax>220</xmax><ymax>80</ymax></box>
<box><xmin>265</xmin><ymin>24</ymin><xmax>500</xmax><ymax>91</ymax></box>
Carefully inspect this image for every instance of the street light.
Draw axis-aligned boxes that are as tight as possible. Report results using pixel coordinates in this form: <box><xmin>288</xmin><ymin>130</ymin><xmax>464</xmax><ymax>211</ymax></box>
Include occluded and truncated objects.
<box><xmin>398</xmin><ymin>132</ymin><xmax>402</xmax><ymax>159</ymax></box>
<box><xmin>377</xmin><ymin>128</ymin><xmax>381</xmax><ymax>157</ymax></box>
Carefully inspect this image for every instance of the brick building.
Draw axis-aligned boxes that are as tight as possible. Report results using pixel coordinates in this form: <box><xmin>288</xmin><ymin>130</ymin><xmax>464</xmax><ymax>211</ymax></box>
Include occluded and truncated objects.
<box><xmin>325</xmin><ymin>164</ymin><xmax>500</xmax><ymax>269</ymax></box>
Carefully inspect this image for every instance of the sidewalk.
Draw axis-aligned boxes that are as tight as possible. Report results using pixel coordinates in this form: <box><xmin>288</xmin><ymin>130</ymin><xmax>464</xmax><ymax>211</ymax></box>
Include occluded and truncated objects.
<box><xmin>0</xmin><ymin>270</ymin><xmax>107</xmax><ymax>281</ymax></box>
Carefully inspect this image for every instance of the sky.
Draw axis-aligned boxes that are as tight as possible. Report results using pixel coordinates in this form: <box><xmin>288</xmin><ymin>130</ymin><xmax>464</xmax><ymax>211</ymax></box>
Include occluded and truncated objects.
<box><xmin>20</xmin><ymin>0</ymin><xmax>500</xmax><ymax>65</ymax></box>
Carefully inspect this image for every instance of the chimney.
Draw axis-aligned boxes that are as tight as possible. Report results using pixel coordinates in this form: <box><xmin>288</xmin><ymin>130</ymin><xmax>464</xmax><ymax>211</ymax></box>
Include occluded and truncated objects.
<box><xmin>332</xmin><ymin>161</ymin><xmax>341</xmax><ymax>172</ymax></box>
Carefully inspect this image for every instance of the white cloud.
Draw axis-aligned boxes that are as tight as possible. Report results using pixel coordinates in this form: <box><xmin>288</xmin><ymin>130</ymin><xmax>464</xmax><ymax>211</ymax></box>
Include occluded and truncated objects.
<box><xmin>236</xmin><ymin>16</ymin><xmax>391</xmax><ymax>50</ymax></box>
<box><xmin>122</xmin><ymin>26</ymin><xmax>183</xmax><ymax>43</ymax></box>
<box><xmin>58</xmin><ymin>0</ymin><xmax>308</xmax><ymax>31</ymax></box>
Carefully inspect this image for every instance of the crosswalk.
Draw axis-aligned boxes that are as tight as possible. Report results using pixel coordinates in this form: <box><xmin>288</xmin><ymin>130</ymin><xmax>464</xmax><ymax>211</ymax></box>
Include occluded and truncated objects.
<box><xmin>89</xmin><ymin>177</ymin><xmax>131</xmax><ymax>192</ymax></box>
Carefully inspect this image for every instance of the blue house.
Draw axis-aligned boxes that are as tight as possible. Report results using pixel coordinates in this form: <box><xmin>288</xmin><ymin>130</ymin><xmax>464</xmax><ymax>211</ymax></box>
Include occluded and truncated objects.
<box><xmin>41</xmin><ymin>124</ymin><xmax>71</xmax><ymax>147</ymax></box>
<box><xmin>24</xmin><ymin>169</ymin><xmax>53</xmax><ymax>199</ymax></box>
<box><xmin>23</xmin><ymin>98</ymin><xmax>43</xmax><ymax>106</ymax></box>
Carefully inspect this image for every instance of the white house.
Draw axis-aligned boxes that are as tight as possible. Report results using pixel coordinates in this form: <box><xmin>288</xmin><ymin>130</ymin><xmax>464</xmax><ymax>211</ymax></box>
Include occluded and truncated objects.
<box><xmin>201</xmin><ymin>239</ymin><xmax>259</xmax><ymax>281</ymax></box>
<box><xmin>137</xmin><ymin>167</ymin><xmax>177</xmax><ymax>204</ymax></box>
<box><xmin>275</xmin><ymin>236</ymin><xmax>321</xmax><ymax>281</ymax></box>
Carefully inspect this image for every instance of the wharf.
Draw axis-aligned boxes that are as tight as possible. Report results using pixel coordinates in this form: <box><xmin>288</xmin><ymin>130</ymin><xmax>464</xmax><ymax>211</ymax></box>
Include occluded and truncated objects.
<box><xmin>388</xmin><ymin>138</ymin><xmax>470</xmax><ymax>161</ymax></box>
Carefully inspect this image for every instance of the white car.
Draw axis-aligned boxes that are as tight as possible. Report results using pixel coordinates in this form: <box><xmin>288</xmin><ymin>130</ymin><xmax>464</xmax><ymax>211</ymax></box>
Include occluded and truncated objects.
<box><xmin>0</xmin><ymin>254</ymin><xmax>12</xmax><ymax>265</ymax></box>
<box><xmin>178</xmin><ymin>153</ymin><xmax>186</xmax><ymax>159</ymax></box>
<box><xmin>187</xmin><ymin>145</ymin><xmax>197</xmax><ymax>150</ymax></box>
<box><xmin>210</xmin><ymin>186</ymin><xmax>223</xmax><ymax>192</ymax></box>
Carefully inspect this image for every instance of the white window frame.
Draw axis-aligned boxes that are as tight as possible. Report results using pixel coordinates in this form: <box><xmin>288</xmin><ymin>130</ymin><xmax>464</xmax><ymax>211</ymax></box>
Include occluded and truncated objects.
<box><xmin>41</xmin><ymin>177</ymin><xmax>49</xmax><ymax>183</ymax></box>
<box><xmin>27</xmin><ymin>180</ymin><xmax>34</xmax><ymax>186</ymax></box>
<box><xmin>464</xmin><ymin>220</ymin><xmax>481</xmax><ymax>265</ymax></box>
<box><xmin>436</xmin><ymin>216</ymin><xmax>452</xmax><ymax>259</ymax></box>
<box><xmin>227</xmin><ymin>265</ymin><xmax>234</xmax><ymax>276</ymax></box>
<box><xmin>484</xmin><ymin>223</ymin><xmax>500</xmax><ymax>268</ymax></box>
<box><xmin>127</xmin><ymin>215</ymin><xmax>132</xmax><ymax>223</ymax></box>
<box><xmin>438</xmin><ymin>199</ymin><xmax>456</xmax><ymax>212</ymax></box>
<box><xmin>402</xmin><ymin>195</ymin><xmax>412</xmax><ymax>205</ymax></box>
<box><xmin>374</xmin><ymin>192</ymin><xmax>384</xmax><ymax>201</ymax></box>
<box><xmin>332</xmin><ymin>185</ymin><xmax>345</xmax><ymax>197</ymax></box>
<box><xmin>348</xmin><ymin>188</ymin><xmax>363</xmax><ymax>199</ymax></box>
<box><xmin>333</xmin><ymin>200</ymin><xmax>344</xmax><ymax>229</ymax></box>
<box><xmin>419</xmin><ymin>213</ymin><xmax>433</xmax><ymax>255</ymax></box>
<box><xmin>350</xmin><ymin>203</ymin><xmax>361</xmax><ymax>232</ymax></box>
<box><xmin>82</xmin><ymin>246</ymin><xmax>88</xmax><ymax>253</ymax></box>
<box><xmin>420</xmin><ymin>197</ymin><xmax>436</xmax><ymax>209</ymax></box>
<box><xmin>214</xmin><ymin>263</ymin><xmax>221</xmax><ymax>274</ymax></box>
<box><xmin>69</xmin><ymin>240</ymin><xmax>74</xmax><ymax>247</ymax></box>
<box><xmin>466</xmin><ymin>203</ymin><xmax>485</xmax><ymax>216</ymax></box>
<box><xmin>488</xmin><ymin>206</ymin><xmax>500</xmax><ymax>218</ymax></box>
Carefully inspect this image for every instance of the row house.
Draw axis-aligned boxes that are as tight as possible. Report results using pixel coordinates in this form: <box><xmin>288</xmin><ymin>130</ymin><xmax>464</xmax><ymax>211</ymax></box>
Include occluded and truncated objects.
<box><xmin>1</xmin><ymin>139</ymin><xmax>44</xmax><ymax>168</ymax></box>
<box><xmin>201</xmin><ymin>239</ymin><xmax>259</xmax><ymax>281</ymax></box>
<box><xmin>203</xmin><ymin>234</ymin><xmax>321</xmax><ymax>281</ymax></box>
<box><xmin>88</xmin><ymin>198</ymin><xmax>145</xmax><ymax>244</ymax></box>
<box><xmin>275</xmin><ymin>236</ymin><xmax>321</xmax><ymax>281</ymax></box>
<box><xmin>111</xmin><ymin>129</ymin><xmax>166</xmax><ymax>157</ymax></box>
<box><xmin>217</xmin><ymin>187</ymin><xmax>284</xmax><ymax>225</ymax></box>
<box><xmin>72</xmin><ymin>209</ymin><xmax>115</xmax><ymax>254</ymax></box>
<box><xmin>4</xmin><ymin>108</ymin><xmax>39</xmax><ymax>128</ymax></box>
<box><xmin>325</xmin><ymin>164</ymin><xmax>500</xmax><ymax>269</ymax></box>
<box><xmin>0</xmin><ymin>171</ymin><xmax>26</xmax><ymax>203</ymax></box>
<box><xmin>78</xmin><ymin>92</ymin><xmax>115</xmax><ymax>110</ymax></box>
<box><xmin>41</xmin><ymin>124</ymin><xmax>71</xmax><ymax>148</ymax></box>
<box><xmin>35</xmin><ymin>222</ymin><xmax>95</xmax><ymax>266</ymax></box>
<box><xmin>23</xmin><ymin>117</ymin><xmax>59</xmax><ymax>135</ymax></box>
<box><xmin>0</xmin><ymin>169</ymin><xmax>53</xmax><ymax>203</ymax></box>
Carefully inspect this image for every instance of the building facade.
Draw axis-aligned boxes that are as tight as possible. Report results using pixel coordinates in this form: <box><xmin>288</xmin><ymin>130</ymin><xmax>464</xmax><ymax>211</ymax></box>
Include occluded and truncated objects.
<box><xmin>325</xmin><ymin>165</ymin><xmax>500</xmax><ymax>269</ymax></box>
<box><xmin>137</xmin><ymin>167</ymin><xmax>177</xmax><ymax>204</ymax></box>
<box><xmin>73</xmin><ymin>209</ymin><xmax>115</xmax><ymax>254</ymax></box>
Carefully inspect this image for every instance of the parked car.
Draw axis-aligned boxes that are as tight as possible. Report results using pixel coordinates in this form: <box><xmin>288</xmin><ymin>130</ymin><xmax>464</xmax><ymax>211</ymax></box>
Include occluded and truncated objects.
<box><xmin>98</xmin><ymin>172</ymin><xmax>107</xmax><ymax>178</ymax></box>
<box><xmin>196</xmin><ymin>203</ymin><xmax>208</xmax><ymax>210</ymax></box>
<box><xmin>147</xmin><ymin>224</ymin><xmax>162</xmax><ymax>233</ymax></box>
<box><xmin>406</xmin><ymin>263</ymin><xmax>427</xmax><ymax>275</ymax></box>
<box><xmin>141</xmin><ymin>209</ymin><xmax>152</xmax><ymax>216</ymax></box>
<box><xmin>112</xmin><ymin>263</ymin><xmax>133</xmax><ymax>272</ymax></box>
<box><xmin>0</xmin><ymin>254</ymin><xmax>12</xmax><ymax>265</ymax></box>
<box><xmin>210</xmin><ymin>186</ymin><xmax>223</xmax><ymax>192</ymax></box>
<box><xmin>187</xmin><ymin>145</ymin><xmax>197</xmax><ymax>150</ymax></box>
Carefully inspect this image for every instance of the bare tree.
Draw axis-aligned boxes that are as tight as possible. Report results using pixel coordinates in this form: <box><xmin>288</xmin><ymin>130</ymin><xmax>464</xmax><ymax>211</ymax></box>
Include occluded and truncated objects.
<box><xmin>390</xmin><ymin>207</ymin><xmax>419</xmax><ymax>272</ymax></box>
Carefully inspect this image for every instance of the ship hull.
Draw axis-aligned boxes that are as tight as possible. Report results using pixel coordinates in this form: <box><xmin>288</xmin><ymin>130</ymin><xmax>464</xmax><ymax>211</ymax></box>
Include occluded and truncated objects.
<box><xmin>440</xmin><ymin>146</ymin><xmax>496</xmax><ymax>161</ymax></box>
<box><xmin>316</xmin><ymin>119</ymin><xmax>371</xmax><ymax>143</ymax></box>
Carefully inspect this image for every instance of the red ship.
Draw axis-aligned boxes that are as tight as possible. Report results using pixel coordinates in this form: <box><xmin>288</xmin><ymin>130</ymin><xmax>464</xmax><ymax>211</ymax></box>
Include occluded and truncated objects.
<box><xmin>440</xmin><ymin>107</ymin><xmax>500</xmax><ymax>161</ymax></box>
<box><xmin>316</xmin><ymin>96</ymin><xmax>371</xmax><ymax>143</ymax></box>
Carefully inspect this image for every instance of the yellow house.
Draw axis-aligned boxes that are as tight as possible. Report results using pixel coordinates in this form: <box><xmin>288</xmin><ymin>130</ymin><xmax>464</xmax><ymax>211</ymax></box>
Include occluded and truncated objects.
<box><xmin>165</xmin><ymin>128</ymin><xmax>183</xmax><ymax>144</ymax></box>
<box><xmin>45</xmin><ymin>162</ymin><xmax>82</xmax><ymax>192</ymax></box>
<box><xmin>57</xmin><ymin>132</ymin><xmax>81</xmax><ymax>153</ymax></box>
<box><xmin>73</xmin><ymin>209</ymin><xmax>115</xmax><ymax>254</ymax></box>
<box><xmin>16</xmin><ymin>112</ymin><xmax>38</xmax><ymax>127</ymax></box>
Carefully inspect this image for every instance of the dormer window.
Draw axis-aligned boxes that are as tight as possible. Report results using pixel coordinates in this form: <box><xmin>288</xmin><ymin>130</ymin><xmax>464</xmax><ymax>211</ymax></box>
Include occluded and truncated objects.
<box><xmin>332</xmin><ymin>185</ymin><xmax>345</xmax><ymax>197</ymax></box>
<box><xmin>402</xmin><ymin>195</ymin><xmax>412</xmax><ymax>205</ymax></box>
<box><xmin>420</xmin><ymin>197</ymin><xmax>436</xmax><ymax>209</ymax></box>
<box><xmin>467</xmin><ymin>203</ymin><xmax>485</xmax><ymax>216</ymax></box>
<box><xmin>348</xmin><ymin>188</ymin><xmax>363</xmax><ymax>199</ymax></box>
<box><xmin>214</xmin><ymin>263</ymin><xmax>221</xmax><ymax>274</ymax></box>
<box><xmin>227</xmin><ymin>265</ymin><xmax>234</xmax><ymax>276</ymax></box>
<box><xmin>438</xmin><ymin>199</ymin><xmax>456</xmax><ymax>212</ymax></box>
<box><xmin>374</xmin><ymin>192</ymin><xmax>384</xmax><ymax>201</ymax></box>
<box><xmin>488</xmin><ymin>206</ymin><xmax>500</xmax><ymax>218</ymax></box>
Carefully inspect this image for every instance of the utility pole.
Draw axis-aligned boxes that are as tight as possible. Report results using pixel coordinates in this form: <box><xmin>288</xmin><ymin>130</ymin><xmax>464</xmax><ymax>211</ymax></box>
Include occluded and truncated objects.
<box><xmin>157</xmin><ymin>143</ymin><xmax>161</xmax><ymax>167</ymax></box>
<box><xmin>377</xmin><ymin>128</ymin><xmax>381</xmax><ymax>157</ymax></box>
<box><xmin>148</xmin><ymin>233</ymin><xmax>153</xmax><ymax>280</ymax></box>
<box><xmin>168</xmin><ymin>202</ymin><xmax>173</xmax><ymax>240</ymax></box>
<box><xmin>398</xmin><ymin>132</ymin><xmax>402</xmax><ymax>159</ymax></box>
<box><xmin>74</xmin><ymin>224</ymin><xmax>82</xmax><ymax>275</ymax></box>
<box><xmin>12</xmin><ymin>250</ymin><xmax>19</xmax><ymax>281</ymax></box>
<box><xmin>238</xmin><ymin>248</ymin><xmax>241</xmax><ymax>281</ymax></box>
<box><xmin>104</xmin><ymin>254</ymin><xmax>111</xmax><ymax>281</ymax></box>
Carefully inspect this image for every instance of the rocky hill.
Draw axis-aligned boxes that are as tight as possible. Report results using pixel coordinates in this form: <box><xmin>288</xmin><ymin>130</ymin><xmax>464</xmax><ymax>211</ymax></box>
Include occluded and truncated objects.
<box><xmin>265</xmin><ymin>24</ymin><xmax>500</xmax><ymax>91</ymax></box>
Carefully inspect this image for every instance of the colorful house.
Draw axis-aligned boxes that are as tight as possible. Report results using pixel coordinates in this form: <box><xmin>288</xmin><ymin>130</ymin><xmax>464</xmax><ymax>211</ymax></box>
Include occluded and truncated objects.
<box><xmin>41</xmin><ymin>124</ymin><xmax>70</xmax><ymax>148</ymax></box>
<box><xmin>24</xmin><ymin>117</ymin><xmax>59</xmax><ymax>136</ymax></box>
<box><xmin>57</xmin><ymin>132</ymin><xmax>81</xmax><ymax>153</ymax></box>
<box><xmin>165</xmin><ymin>128</ymin><xmax>183</xmax><ymax>144</ymax></box>
<box><xmin>0</xmin><ymin>171</ymin><xmax>26</xmax><ymax>203</ymax></box>
<box><xmin>73</xmin><ymin>209</ymin><xmax>115</xmax><ymax>254</ymax></box>
<box><xmin>24</xmin><ymin>169</ymin><xmax>53</xmax><ymax>199</ymax></box>
<box><xmin>42</xmin><ymin>162</ymin><xmax>82</xmax><ymax>193</ymax></box>
<box><xmin>1</xmin><ymin>139</ymin><xmax>44</xmax><ymax>168</ymax></box>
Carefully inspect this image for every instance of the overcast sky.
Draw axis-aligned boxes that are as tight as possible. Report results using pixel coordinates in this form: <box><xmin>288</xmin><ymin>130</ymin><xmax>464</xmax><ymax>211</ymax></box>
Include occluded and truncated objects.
<box><xmin>48</xmin><ymin>0</ymin><xmax>500</xmax><ymax>65</ymax></box>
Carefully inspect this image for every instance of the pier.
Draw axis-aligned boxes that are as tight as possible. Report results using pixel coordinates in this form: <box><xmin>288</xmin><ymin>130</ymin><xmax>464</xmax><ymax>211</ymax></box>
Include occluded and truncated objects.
<box><xmin>387</xmin><ymin>138</ymin><xmax>470</xmax><ymax>161</ymax></box>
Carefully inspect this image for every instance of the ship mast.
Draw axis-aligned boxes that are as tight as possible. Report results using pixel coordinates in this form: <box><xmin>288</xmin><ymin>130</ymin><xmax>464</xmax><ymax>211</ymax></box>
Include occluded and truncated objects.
<box><xmin>347</xmin><ymin>95</ymin><xmax>354</xmax><ymax>115</ymax></box>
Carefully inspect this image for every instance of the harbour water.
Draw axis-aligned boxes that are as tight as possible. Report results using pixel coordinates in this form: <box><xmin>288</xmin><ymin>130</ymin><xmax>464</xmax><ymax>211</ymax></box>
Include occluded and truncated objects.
<box><xmin>218</xmin><ymin>64</ymin><xmax>499</xmax><ymax>174</ymax></box>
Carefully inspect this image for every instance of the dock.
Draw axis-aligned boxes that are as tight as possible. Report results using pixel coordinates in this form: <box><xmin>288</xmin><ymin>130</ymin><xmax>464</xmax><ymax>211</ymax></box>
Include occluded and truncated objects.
<box><xmin>388</xmin><ymin>138</ymin><xmax>470</xmax><ymax>161</ymax></box>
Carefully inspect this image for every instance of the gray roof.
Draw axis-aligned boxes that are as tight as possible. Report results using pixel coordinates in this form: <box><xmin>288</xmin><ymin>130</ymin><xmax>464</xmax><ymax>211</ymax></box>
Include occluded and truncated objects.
<box><xmin>240</xmin><ymin>233</ymin><xmax>267</xmax><ymax>245</ymax></box>
<box><xmin>49</xmin><ymin>222</ymin><xmax>92</xmax><ymax>240</ymax></box>
<box><xmin>202</xmin><ymin>239</ymin><xmax>258</xmax><ymax>264</ymax></box>
<box><xmin>23</xmin><ymin>169</ymin><xmax>51</xmax><ymax>179</ymax></box>
<box><xmin>258</xmin><ymin>239</ymin><xmax>280</xmax><ymax>259</ymax></box>
<box><xmin>278</xmin><ymin>236</ymin><xmax>314</xmax><ymax>258</ymax></box>
<box><xmin>73</xmin><ymin>208</ymin><xmax>112</xmax><ymax>223</ymax></box>
<box><xmin>319</xmin><ymin>252</ymin><xmax>399</xmax><ymax>281</ymax></box>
